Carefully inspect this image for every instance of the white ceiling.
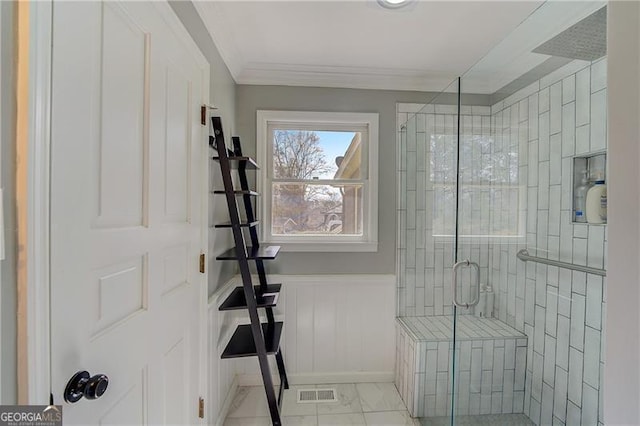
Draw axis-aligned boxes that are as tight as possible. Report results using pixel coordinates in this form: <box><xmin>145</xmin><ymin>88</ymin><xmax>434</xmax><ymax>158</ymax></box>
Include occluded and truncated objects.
<box><xmin>193</xmin><ymin>1</ymin><xmax>563</xmax><ymax>93</ymax></box>
<box><xmin>460</xmin><ymin>1</ymin><xmax>606</xmax><ymax>94</ymax></box>
<box><xmin>193</xmin><ymin>0</ymin><xmax>545</xmax><ymax>92</ymax></box>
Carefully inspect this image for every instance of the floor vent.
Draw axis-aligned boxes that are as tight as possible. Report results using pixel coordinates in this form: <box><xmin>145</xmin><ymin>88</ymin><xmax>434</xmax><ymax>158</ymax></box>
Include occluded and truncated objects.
<box><xmin>296</xmin><ymin>388</ymin><xmax>337</xmax><ymax>403</ymax></box>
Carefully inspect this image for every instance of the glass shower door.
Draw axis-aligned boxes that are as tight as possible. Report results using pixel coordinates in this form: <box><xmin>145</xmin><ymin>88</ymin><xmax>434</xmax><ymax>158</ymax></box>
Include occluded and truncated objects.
<box><xmin>449</xmin><ymin>3</ymin><xmax>609</xmax><ymax>425</ymax></box>
<box><xmin>412</xmin><ymin>80</ymin><xmax>462</xmax><ymax>424</ymax></box>
<box><xmin>449</xmin><ymin>76</ymin><xmax>499</xmax><ymax>423</ymax></box>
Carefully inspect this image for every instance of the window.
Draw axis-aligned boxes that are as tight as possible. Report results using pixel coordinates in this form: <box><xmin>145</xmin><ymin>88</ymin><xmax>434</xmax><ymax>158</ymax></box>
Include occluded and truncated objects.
<box><xmin>429</xmin><ymin>131</ymin><xmax>524</xmax><ymax>240</ymax></box>
<box><xmin>257</xmin><ymin>111</ymin><xmax>379</xmax><ymax>252</ymax></box>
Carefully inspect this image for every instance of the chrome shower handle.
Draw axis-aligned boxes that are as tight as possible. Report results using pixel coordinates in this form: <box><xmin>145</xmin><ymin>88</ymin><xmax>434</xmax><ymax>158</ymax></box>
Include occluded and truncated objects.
<box><xmin>452</xmin><ymin>259</ymin><xmax>481</xmax><ymax>309</ymax></box>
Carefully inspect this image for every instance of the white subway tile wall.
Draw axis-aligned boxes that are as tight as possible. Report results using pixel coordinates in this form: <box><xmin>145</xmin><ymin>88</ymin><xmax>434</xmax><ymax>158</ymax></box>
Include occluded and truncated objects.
<box><xmin>396</xmin><ymin>58</ymin><xmax>606</xmax><ymax>425</ymax></box>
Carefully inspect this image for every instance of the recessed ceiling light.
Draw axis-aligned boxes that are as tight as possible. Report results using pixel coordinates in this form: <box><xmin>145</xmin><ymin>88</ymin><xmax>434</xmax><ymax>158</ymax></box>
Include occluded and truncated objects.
<box><xmin>377</xmin><ymin>0</ymin><xmax>412</xmax><ymax>9</ymax></box>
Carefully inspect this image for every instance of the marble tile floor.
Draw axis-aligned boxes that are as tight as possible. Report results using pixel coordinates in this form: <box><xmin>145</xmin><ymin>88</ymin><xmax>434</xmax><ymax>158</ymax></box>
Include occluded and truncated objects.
<box><xmin>224</xmin><ymin>382</ymin><xmax>420</xmax><ymax>426</ymax></box>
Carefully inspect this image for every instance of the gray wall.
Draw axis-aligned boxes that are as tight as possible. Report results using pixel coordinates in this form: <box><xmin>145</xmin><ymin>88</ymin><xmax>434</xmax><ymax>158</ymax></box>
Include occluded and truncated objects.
<box><xmin>169</xmin><ymin>1</ymin><xmax>237</xmax><ymax>295</ymax></box>
<box><xmin>0</xmin><ymin>0</ymin><xmax>17</xmax><ymax>404</ymax></box>
<box><xmin>236</xmin><ymin>85</ymin><xmax>444</xmax><ymax>274</ymax></box>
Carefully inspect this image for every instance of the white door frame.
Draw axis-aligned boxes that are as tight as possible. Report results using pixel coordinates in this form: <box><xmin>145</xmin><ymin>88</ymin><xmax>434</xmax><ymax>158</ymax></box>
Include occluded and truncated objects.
<box><xmin>26</xmin><ymin>0</ymin><xmax>211</xmax><ymax>408</ymax></box>
<box><xmin>26</xmin><ymin>0</ymin><xmax>52</xmax><ymax>404</ymax></box>
<box><xmin>0</xmin><ymin>0</ymin><xmax>3</xmax><ymax>404</ymax></box>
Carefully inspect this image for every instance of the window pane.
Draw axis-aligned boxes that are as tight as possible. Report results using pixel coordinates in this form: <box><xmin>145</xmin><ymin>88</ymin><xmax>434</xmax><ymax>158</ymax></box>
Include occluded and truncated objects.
<box><xmin>272</xmin><ymin>130</ymin><xmax>362</xmax><ymax>180</ymax></box>
<box><xmin>271</xmin><ymin>183</ymin><xmax>363</xmax><ymax>236</ymax></box>
<box><xmin>430</xmin><ymin>132</ymin><xmax>521</xmax><ymax>237</ymax></box>
<box><xmin>432</xmin><ymin>184</ymin><xmax>520</xmax><ymax>236</ymax></box>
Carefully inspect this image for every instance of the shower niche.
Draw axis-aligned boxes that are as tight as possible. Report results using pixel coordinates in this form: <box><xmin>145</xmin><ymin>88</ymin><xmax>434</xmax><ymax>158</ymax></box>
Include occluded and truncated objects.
<box><xmin>573</xmin><ymin>152</ymin><xmax>607</xmax><ymax>224</ymax></box>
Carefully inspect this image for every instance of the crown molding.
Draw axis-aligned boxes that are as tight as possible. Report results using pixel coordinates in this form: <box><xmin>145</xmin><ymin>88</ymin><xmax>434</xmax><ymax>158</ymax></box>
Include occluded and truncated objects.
<box><xmin>236</xmin><ymin>64</ymin><xmax>458</xmax><ymax>92</ymax></box>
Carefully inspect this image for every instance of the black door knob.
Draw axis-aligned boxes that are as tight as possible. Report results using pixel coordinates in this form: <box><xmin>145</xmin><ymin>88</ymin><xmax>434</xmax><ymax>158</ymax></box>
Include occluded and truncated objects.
<box><xmin>84</xmin><ymin>374</ymin><xmax>109</xmax><ymax>399</ymax></box>
<box><xmin>64</xmin><ymin>371</ymin><xmax>109</xmax><ymax>403</ymax></box>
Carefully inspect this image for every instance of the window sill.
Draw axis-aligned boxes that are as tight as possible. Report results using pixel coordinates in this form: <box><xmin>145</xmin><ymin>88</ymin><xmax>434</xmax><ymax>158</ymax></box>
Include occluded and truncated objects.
<box><xmin>266</xmin><ymin>241</ymin><xmax>378</xmax><ymax>253</ymax></box>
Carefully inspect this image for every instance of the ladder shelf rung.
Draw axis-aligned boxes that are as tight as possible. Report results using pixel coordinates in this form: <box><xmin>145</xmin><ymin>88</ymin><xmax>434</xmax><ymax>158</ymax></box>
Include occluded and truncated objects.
<box><xmin>219</xmin><ymin>284</ymin><xmax>282</xmax><ymax>311</ymax></box>
<box><xmin>214</xmin><ymin>221</ymin><xmax>260</xmax><ymax>228</ymax></box>
<box><xmin>216</xmin><ymin>245</ymin><xmax>280</xmax><ymax>260</ymax></box>
<box><xmin>221</xmin><ymin>322</ymin><xmax>284</xmax><ymax>359</ymax></box>
<box><xmin>212</xmin><ymin>156</ymin><xmax>259</xmax><ymax>170</ymax></box>
<box><xmin>212</xmin><ymin>190</ymin><xmax>259</xmax><ymax>196</ymax></box>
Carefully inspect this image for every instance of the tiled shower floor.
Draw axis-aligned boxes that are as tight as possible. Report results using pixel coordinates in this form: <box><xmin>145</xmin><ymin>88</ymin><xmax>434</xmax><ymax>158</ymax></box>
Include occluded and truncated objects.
<box><xmin>419</xmin><ymin>413</ymin><xmax>534</xmax><ymax>426</ymax></box>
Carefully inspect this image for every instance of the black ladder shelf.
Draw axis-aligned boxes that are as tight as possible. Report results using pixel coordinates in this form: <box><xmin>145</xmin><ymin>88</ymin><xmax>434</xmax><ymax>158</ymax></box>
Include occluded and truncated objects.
<box><xmin>210</xmin><ymin>116</ymin><xmax>289</xmax><ymax>426</ymax></box>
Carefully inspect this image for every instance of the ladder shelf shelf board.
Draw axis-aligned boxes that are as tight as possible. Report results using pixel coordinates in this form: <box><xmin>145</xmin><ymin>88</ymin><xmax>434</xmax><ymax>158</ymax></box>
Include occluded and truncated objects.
<box><xmin>212</xmin><ymin>189</ymin><xmax>260</xmax><ymax>196</ymax></box>
<box><xmin>212</xmin><ymin>156</ymin><xmax>260</xmax><ymax>169</ymax></box>
<box><xmin>216</xmin><ymin>245</ymin><xmax>281</xmax><ymax>260</ymax></box>
<box><xmin>214</xmin><ymin>220</ymin><xmax>260</xmax><ymax>228</ymax></box>
<box><xmin>219</xmin><ymin>284</ymin><xmax>282</xmax><ymax>311</ymax></box>
<box><xmin>221</xmin><ymin>322</ymin><xmax>284</xmax><ymax>359</ymax></box>
<box><xmin>210</xmin><ymin>115</ymin><xmax>289</xmax><ymax>425</ymax></box>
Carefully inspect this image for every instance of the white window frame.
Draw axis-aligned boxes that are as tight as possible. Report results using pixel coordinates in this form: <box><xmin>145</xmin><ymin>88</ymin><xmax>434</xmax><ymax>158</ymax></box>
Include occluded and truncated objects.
<box><xmin>257</xmin><ymin>110</ymin><xmax>379</xmax><ymax>252</ymax></box>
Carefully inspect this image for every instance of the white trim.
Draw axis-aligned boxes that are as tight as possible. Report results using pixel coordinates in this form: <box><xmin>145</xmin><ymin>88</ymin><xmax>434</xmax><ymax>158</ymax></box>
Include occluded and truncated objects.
<box><xmin>27</xmin><ymin>0</ymin><xmax>52</xmax><ymax>405</ymax></box>
<box><xmin>197</xmin><ymin>62</ymin><xmax>211</xmax><ymax>426</ymax></box>
<box><xmin>0</xmin><ymin>0</ymin><xmax>3</xmax><ymax>403</ymax></box>
<box><xmin>237</xmin><ymin>372</ymin><xmax>395</xmax><ymax>387</ymax></box>
<box><xmin>167</xmin><ymin>0</ymin><xmax>213</xmax><ymax>411</ymax></box>
<box><xmin>256</xmin><ymin>110</ymin><xmax>379</xmax><ymax>252</ymax></box>
<box><xmin>238</xmin><ymin>65</ymin><xmax>456</xmax><ymax>93</ymax></box>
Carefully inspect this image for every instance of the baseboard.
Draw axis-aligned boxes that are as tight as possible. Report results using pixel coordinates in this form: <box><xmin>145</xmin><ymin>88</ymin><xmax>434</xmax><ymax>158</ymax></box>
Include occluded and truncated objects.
<box><xmin>214</xmin><ymin>375</ymin><xmax>239</xmax><ymax>426</ymax></box>
<box><xmin>237</xmin><ymin>371</ymin><xmax>395</xmax><ymax>387</ymax></box>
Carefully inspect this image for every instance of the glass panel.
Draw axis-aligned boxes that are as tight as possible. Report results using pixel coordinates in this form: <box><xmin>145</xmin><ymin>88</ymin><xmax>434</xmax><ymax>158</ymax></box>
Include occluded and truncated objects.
<box><xmin>451</xmin><ymin>2</ymin><xmax>607</xmax><ymax>426</ymax></box>
<box><xmin>271</xmin><ymin>129</ymin><xmax>362</xmax><ymax>180</ymax></box>
<box><xmin>271</xmin><ymin>182</ymin><xmax>363</xmax><ymax>235</ymax></box>
<box><xmin>396</xmin><ymin>78</ymin><xmax>459</xmax><ymax>423</ymax></box>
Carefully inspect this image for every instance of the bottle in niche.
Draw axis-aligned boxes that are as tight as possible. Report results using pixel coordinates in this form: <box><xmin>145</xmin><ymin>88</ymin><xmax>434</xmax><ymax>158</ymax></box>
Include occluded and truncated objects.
<box><xmin>586</xmin><ymin>172</ymin><xmax>607</xmax><ymax>224</ymax></box>
<box><xmin>574</xmin><ymin>170</ymin><xmax>591</xmax><ymax>223</ymax></box>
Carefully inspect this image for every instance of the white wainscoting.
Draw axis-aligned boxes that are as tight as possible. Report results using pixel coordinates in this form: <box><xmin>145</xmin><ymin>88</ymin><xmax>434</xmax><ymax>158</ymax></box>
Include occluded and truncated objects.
<box><xmin>208</xmin><ymin>274</ymin><xmax>396</xmax><ymax>423</ymax></box>
<box><xmin>207</xmin><ymin>282</ymin><xmax>244</xmax><ymax>426</ymax></box>
<box><xmin>235</xmin><ymin>274</ymin><xmax>396</xmax><ymax>384</ymax></box>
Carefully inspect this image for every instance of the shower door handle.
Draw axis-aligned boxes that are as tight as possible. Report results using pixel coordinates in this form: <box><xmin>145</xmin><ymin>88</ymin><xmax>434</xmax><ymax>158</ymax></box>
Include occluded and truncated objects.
<box><xmin>451</xmin><ymin>259</ymin><xmax>481</xmax><ymax>309</ymax></box>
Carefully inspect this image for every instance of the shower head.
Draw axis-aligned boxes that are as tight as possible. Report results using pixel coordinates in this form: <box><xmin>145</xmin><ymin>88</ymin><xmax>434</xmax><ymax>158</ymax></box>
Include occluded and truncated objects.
<box><xmin>532</xmin><ymin>6</ymin><xmax>607</xmax><ymax>61</ymax></box>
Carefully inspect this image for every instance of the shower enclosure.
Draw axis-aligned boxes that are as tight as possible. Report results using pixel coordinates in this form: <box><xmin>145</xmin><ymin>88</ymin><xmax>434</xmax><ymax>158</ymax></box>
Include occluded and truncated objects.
<box><xmin>395</xmin><ymin>2</ymin><xmax>607</xmax><ymax>425</ymax></box>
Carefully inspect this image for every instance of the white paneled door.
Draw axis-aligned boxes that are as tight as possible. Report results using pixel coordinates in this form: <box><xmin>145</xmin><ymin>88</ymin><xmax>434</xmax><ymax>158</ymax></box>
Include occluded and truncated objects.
<box><xmin>49</xmin><ymin>1</ymin><xmax>208</xmax><ymax>424</ymax></box>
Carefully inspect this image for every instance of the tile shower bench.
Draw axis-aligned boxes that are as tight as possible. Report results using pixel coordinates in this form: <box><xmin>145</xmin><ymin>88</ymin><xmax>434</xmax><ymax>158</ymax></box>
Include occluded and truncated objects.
<box><xmin>395</xmin><ymin>315</ymin><xmax>528</xmax><ymax>418</ymax></box>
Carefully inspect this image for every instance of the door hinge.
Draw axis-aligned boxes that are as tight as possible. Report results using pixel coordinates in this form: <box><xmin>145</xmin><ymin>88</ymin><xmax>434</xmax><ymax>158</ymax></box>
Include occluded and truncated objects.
<box><xmin>201</xmin><ymin>105</ymin><xmax>207</xmax><ymax>126</ymax></box>
<box><xmin>199</xmin><ymin>253</ymin><xmax>205</xmax><ymax>274</ymax></box>
<box><xmin>198</xmin><ymin>397</ymin><xmax>204</xmax><ymax>419</ymax></box>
